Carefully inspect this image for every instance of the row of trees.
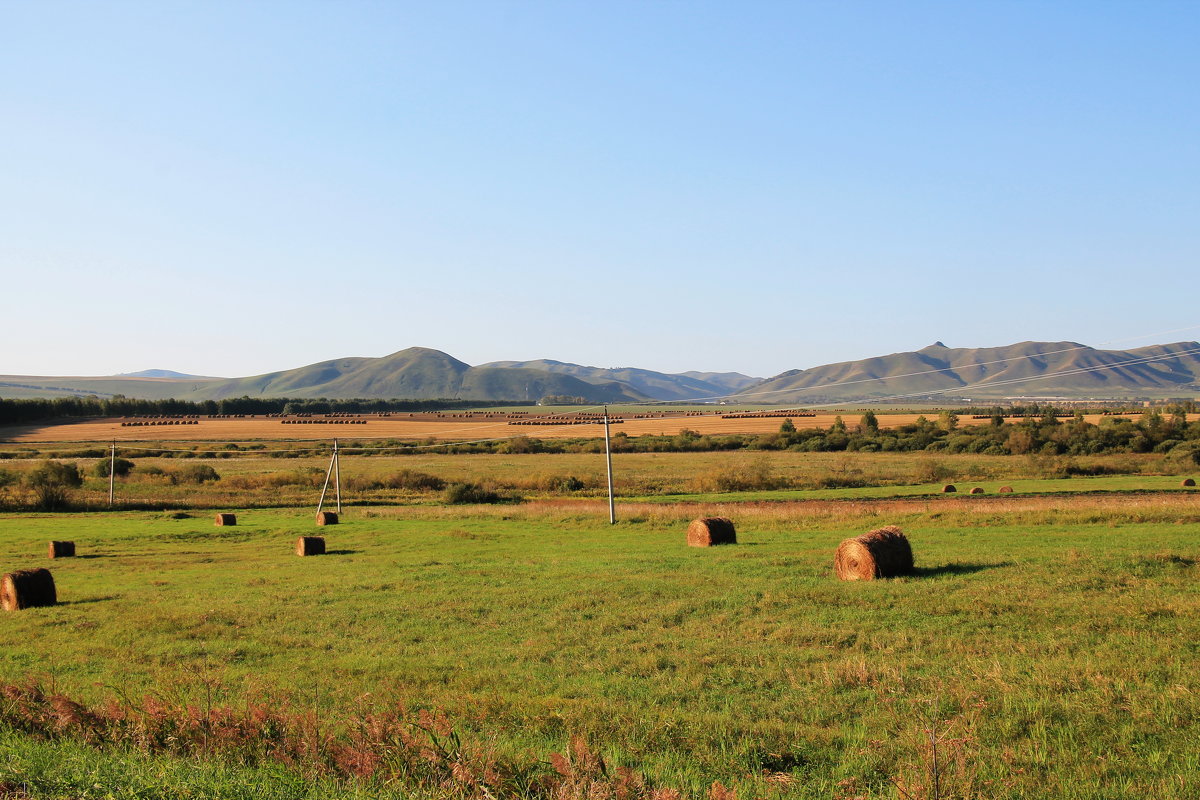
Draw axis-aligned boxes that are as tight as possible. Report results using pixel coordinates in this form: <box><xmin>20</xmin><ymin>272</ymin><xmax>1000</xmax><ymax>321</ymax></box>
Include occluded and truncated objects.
<box><xmin>0</xmin><ymin>396</ymin><xmax>529</xmax><ymax>426</ymax></box>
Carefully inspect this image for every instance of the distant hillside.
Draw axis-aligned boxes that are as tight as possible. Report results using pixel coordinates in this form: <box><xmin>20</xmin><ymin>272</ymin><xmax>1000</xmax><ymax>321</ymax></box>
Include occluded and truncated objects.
<box><xmin>742</xmin><ymin>341</ymin><xmax>1200</xmax><ymax>403</ymax></box>
<box><xmin>193</xmin><ymin>348</ymin><xmax>648</xmax><ymax>403</ymax></box>
<box><xmin>678</xmin><ymin>371</ymin><xmax>760</xmax><ymax>393</ymax></box>
<box><xmin>5</xmin><ymin>340</ymin><xmax>1199</xmax><ymax>404</ymax></box>
<box><xmin>481</xmin><ymin>359</ymin><xmax>757</xmax><ymax>401</ymax></box>
<box><xmin>118</xmin><ymin>369</ymin><xmax>215</xmax><ymax>379</ymax></box>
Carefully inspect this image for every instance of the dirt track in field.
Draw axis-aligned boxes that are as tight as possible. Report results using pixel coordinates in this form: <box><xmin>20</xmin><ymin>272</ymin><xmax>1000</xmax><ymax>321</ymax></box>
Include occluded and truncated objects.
<box><xmin>3</xmin><ymin>411</ymin><xmax>1191</xmax><ymax>444</ymax></box>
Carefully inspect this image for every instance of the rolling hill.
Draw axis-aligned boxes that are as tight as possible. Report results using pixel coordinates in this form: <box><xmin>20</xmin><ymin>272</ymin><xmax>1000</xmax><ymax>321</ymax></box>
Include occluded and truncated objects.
<box><xmin>187</xmin><ymin>348</ymin><xmax>649</xmax><ymax>403</ymax></box>
<box><xmin>480</xmin><ymin>359</ymin><xmax>758</xmax><ymax>401</ymax></box>
<box><xmin>4</xmin><ymin>340</ymin><xmax>1199</xmax><ymax>404</ymax></box>
<box><xmin>741</xmin><ymin>340</ymin><xmax>1200</xmax><ymax>403</ymax></box>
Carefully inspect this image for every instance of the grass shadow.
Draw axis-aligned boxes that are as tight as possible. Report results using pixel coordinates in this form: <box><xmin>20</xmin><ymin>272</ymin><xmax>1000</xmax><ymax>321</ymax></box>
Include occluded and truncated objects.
<box><xmin>60</xmin><ymin>595</ymin><xmax>120</xmax><ymax>605</ymax></box>
<box><xmin>912</xmin><ymin>561</ymin><xmax>1012</xmax><ymax>578</ymax></box>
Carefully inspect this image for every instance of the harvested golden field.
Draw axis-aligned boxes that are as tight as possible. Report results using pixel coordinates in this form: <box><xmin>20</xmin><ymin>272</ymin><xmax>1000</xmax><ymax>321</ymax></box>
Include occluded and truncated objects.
<box><xmin>3</xmin><ymin>410</ymin><xmax>1187</xmax><ymax>444</ymax></box>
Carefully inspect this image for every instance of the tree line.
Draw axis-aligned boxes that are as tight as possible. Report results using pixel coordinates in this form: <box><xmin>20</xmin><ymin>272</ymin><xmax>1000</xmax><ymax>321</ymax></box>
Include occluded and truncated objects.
<box><xmin>0</xmin><ymin>396</ymin><xmax>530</xmax><ymax>426</ymax></box>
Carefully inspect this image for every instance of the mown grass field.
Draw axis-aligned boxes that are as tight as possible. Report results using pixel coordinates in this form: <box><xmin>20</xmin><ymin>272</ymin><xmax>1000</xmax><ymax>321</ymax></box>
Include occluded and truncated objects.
<box><xmin>3</xmin><ymin>489</ymin><xmax>1200</xmax><ymax>798</ymax></box>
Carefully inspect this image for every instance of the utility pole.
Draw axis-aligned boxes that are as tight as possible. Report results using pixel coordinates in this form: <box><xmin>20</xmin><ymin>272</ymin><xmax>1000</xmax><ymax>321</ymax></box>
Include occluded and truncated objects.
<box><xmin>603</xmin><ymin>406</ymin><xmax>615</xmax><ymax>525</ymax></box>
<box><xmin>108</xmin><ymin>442</ymin><xmax>116</xmax><ymax>507</ymax></box>
<box><xmin>334</xmin><ymin>439</ymin><xmax>342</xmax><ymax>514</ymax></box>
<box><xmin>316</xmin><ymin>442</ymin><xmax>336</xmax><ymax>516</ymax></box>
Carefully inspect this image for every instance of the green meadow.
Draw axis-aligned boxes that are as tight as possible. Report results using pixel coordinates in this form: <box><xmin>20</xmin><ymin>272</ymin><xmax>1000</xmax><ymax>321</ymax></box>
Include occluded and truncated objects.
<box><xmin>3</xmin><ymin>489</ymin><xmax>1200</xmax><ymax>798</ymax></box>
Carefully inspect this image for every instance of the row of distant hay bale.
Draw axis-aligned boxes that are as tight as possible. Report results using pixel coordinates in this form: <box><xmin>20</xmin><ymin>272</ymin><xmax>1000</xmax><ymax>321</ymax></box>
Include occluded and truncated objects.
<box><xmin>969</xmin><ymin>413</ymin><xmax>1073</xmax><ymax>419</ymax></box>
<box><xmin>721</xmin><ymin>411</ymin><xmax>816</xmax><ymax>419</ymax></box>
<box><xmin>942</xmin><ymin>480</ymin><xmax>1195</xmax><ymax>493</ymax></box>
<box><xmin>121</xmin><ymin>420</ymin><xmax>200</xmax><ymax>427</ymax></box>
<box><xmin>280</xmin><ymin>419</ymin><xmax>368</xmax><ymax>425</ymax></box>
<box><xmin>509</xmin><ymin>418</ymin><xmax>624</xmax><ymax>426</ymax></box>
<box><xmin>216</xmin><ymin>512</ymin><xmax>338</xmax><ymax>526</ymax></box>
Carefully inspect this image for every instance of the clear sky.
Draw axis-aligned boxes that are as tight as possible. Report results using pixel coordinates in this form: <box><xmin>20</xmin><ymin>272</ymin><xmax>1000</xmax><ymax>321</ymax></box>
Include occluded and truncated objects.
<box><xmin>2</xmin><ymin>1</ymin><xmax>1198</xmax><ymax>379</ymax></box>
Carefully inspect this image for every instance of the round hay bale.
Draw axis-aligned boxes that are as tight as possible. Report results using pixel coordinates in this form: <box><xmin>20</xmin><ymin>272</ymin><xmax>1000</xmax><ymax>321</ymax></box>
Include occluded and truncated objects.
<box><xmin>315</xmin><ymin>511</ymin><xmax>339</xmax><ymax>526</ymax></box>
<box><xmin>998</xmin><ymin>486</ymin><xmax>1014</xmax><ymax>493</ymax></box>
<box><xmin>834</xmin><ymin>525</ymin><xmax>914</xmax><ymax>581</ymax></box>
<box><xmin>969</xmin><ymin>487</ymin><xmax>985</xmax><ymax>494</ymax></box>
<box><xmin>2</xmin><ymin>568</ymin><xmax>57</xmax><ymax>611</ymax></box>
<box><xmin>214</xmin><ymin>513</ymin><xmax>237</xmax><ymax>526</ymax></box>
<box><xmin>296</xmin><ymin>536</ymin><xmax>326</xmax><ymax>557</ymax></box>
<box><xmin>48</xmin><ymin>541</ymin><xmax>75</xmax><ymax>559</ymax></box>
<box><xmin>1182</xmin><ymin>478</ymin><xmax>1196</xmax><ymax>487</ymax></box>
<box><xmin>941</xmin><ymin>484</ymin><xmax>956</xmax><ymax>493</ymax></box>
<box><xmin>686</xmin><ymin>517</ymin><xmax>737</xmax><ymax>547</ymax></box>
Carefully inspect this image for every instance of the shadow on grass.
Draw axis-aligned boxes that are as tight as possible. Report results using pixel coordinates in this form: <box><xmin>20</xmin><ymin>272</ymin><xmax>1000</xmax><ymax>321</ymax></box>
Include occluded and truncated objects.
<box><xmin>73</xmin><ymin>554</ymin><xmax>111</xmax><ymax>560</ymax></box>
<box><xmin>325</xmin><ymin>549</ymin><xmax>360</xmax><ymax>556</ymax></box>
<box><xmin>913</xmin><ymin>561</ymin><xmax>1012</xmax><ymax>578</ymax></box>
<box><xmin>60</xmin><ymin>595</ymin><xmax>120</xmax><ymax>605</ymax></box>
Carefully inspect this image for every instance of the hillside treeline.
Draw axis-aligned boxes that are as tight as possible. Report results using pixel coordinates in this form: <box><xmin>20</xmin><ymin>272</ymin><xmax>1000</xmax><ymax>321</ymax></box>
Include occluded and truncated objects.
<box><xmin>0</xmin><ymin>396</ymin><xmax>527</xmax><ymax>425</ymax></box>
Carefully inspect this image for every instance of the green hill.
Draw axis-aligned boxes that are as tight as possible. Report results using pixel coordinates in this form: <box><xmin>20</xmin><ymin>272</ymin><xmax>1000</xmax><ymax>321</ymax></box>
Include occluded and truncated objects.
<box><xmin>741</xmin><ymin>340</ymin><xmax>1200</xmax><ymax>403</ymax></box>
<box><xmin>480</xmin><ymin>359</ymin><xmax>756</xmax><ymax>401</ymax></box>
<box><xmin>192</xmin><ymin>348</ymin><xmax>647</xmax><ymax>403</ymax></box>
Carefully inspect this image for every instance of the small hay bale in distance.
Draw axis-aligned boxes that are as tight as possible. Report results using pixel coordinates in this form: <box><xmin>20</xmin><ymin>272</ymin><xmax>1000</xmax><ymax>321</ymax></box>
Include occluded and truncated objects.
<box><xmin>998</xmin><ymin>486</ymin><xmax>1014</xmax><ymax>493</ymax></box>
<box><xmin>48</xmin><ymin>541</ymin><xmax>75</xmax><ymax>559</ymax></box>
<box><xmin>834</xmin><ymin>525</ymin><xmax>914</xmax><ymax>581</ymax></box>
<box><xmin>214</xmin><ymin>513</ymin><xmax>237</xmax><ymax>526</ymax></box>
<box><xmin>941</xmin><ymin>484</ymin><xmax>957</xmax><ymax>493</ymax></box>
<box><xmin>1183</xmin><ymin>478</ymin><xmax>1196</xmax><ymax>487</ymax></box>
<box><xmin>1</xmin><ymin>568</ymin><xmax>57</xmax><ymax>611</ymax></box>
<box><xmin>315</xmin><ymin>511</ymin><xmax>339</xmax><ymax>526</ymax></box>
<box><xmin>687</xmin><ymin>517</ymin><xmax>737</xmax><ymax>547</ymax></box>
<box><xmin>969</xmin><ymin>487</ymin><xmax>985</xmax><ymax>494</ymax></box>
<box><xmin>296</xmin><ymin>536</ymin><xmax>326</xmax><ymax>557</ymax></box>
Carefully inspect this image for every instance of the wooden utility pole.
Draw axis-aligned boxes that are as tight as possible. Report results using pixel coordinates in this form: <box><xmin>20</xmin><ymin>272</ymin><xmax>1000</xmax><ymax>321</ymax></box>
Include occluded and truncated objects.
<box><xmin>334</xmin><ymin>439</ymin><xmax>342</xmax><ymax>514</ymax></box>
<box><xmin>603</xmin><ymin>406</ymin><xmax>615</xmax><ymax>524</ymax></box>
<box><xmin>316</xmin><ymin>442</ymin><xmax>336</xmax><ymax>515</ymax></box>
<box><xmin>108</xmin><ymin>442</ymin><xmax>116</xmax><ymax>507</ymax></box>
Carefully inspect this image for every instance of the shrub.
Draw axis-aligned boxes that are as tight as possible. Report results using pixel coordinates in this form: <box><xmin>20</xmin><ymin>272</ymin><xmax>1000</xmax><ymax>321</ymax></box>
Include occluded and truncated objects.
<box><xmin>691</xmin><ymin>457</ymin><xmax>788</xmax><ymax>492</ymax></box>
<box><xmin>173</xmin><ymin>464</ymin><xmax>220</xmax><ymax>484</ymax></box>
<box><xmin>25</xmin><ymin>460</ymin><xmax>83</xmax><ymax>510</ymax></box>
<box><xmin>444</xmin><ymin>482</ymin><xmax>507</xmax><ymax>504</ymax></box>
<box><xmin>93</xmin><ymin>457</ymin><xmax>135</xmax><ymax>478</ymax></box>
<box><xmin>0</xmin><ymin>468</ymin><xmax>18</xmax><ymax>488</ymax></box>
<box><xmin>381</xmin><ymin>469</ymin><xmax>445</xmax><ymax>491</ymax></box>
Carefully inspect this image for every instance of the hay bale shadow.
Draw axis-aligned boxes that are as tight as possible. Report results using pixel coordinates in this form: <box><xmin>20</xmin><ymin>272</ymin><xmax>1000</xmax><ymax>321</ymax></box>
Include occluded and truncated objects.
<box><xmin>325</xmin><ymin>549</ymin><xmax>360</xmax><ymax>556</ymax></box>
<box><xmin>912</xmin><ymin>561</ymin><xmax>1012</xmax><ymax>578</ymax></box>
<box><xmin>74</xmin><ymin>554</ymin><xmax>111</xmax><ymax>560</ymax></box>
<box><xmin>60</xmin><ymin>595</ymin><xmax>120</xmax><ymax>605</ymax></box>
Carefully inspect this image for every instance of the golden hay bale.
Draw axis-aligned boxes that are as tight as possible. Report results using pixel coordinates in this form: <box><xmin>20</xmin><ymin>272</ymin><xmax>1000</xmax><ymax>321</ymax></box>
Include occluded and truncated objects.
<box><xmin>315</xmin><ymin>511</ymin><xmax>339</xmax><ymax>526</ymax></box>
<box><xmin>214</xmin><ymin>513</ymin><xmax>237</xmax><ymax>526</ymax></box>
<box><xmin>970</xmin><ymin>487</ymin><xmax>985</xmax><ymax>494</ymax></box>
<box><xmin>686</xmin><ymin>517</ymin><xmax>737</xmax><ymax>547</ymax></box>
<box><xmin>296</xmin><ymin>536</ymin><xmax>325</xmax><ymax>556</ymax></box>
<box><xmin>941</xmin><ymin>484</ymin><xmax>956</xmax><ymax>493</ymax></box>
<box><xmin>998</xmin><ymin>486</ymin><xmax>1014</xmax><ymax>493</ymax></box>
<box><xmin>834</xmin><ymin>525</ymin><xmax>914</xmax><ymax>581</ymax></box>
<box><xmin>48</xmin><ymin>541</ymin><xmax>75</xmax><ymax>559</ymax></box>
<box><xmin>1183</xmin><ymin>478</ymin><xmax>1196</xmax><ymax>487</ymax></box>
<box><xmin>2</xmin><ymin>568</ymin><xmax>57</xmax><ymax>611</ymax></box>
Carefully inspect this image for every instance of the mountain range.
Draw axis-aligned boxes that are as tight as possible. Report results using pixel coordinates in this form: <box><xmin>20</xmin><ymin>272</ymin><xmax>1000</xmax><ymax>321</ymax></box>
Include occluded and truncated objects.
<box><xmin>2</xmin><ymin>340</ymin><xmax>1199</xmax><ymax>404</ymax></box>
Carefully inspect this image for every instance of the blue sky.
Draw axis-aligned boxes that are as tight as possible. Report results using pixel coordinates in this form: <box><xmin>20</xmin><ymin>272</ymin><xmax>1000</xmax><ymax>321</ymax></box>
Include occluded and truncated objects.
<box><xmin>2</xmin><ymin>1</ymin><xmax>1198</xmax><ymax>379</ymax></box>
